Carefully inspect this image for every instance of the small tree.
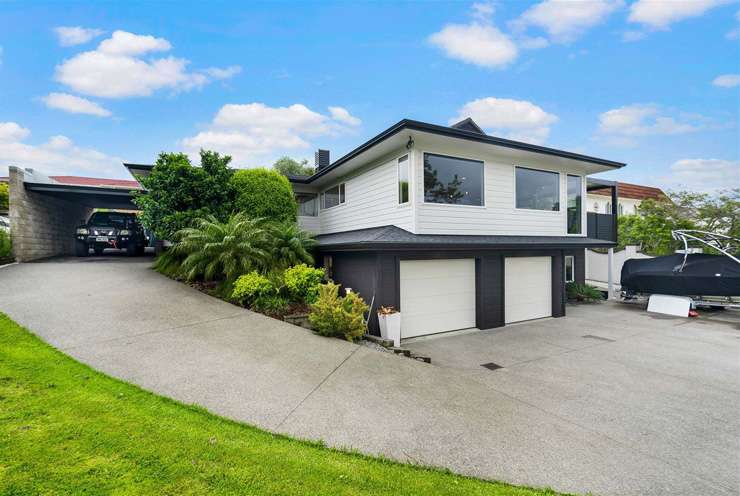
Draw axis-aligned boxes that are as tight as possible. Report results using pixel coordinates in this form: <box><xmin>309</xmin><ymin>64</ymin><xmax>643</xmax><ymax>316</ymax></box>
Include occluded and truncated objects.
<box><xmin>133</xmin><ymin>150</ymin><xmax>235</xmax><ymax>240</ymax></box>
<box><xmin>230</xmin><ymin>168</ymin><xmax>298</xmax><ymax>223</ymax></box>
<box><xmin>273</xmin><ymin>156</ymin><xmax>315</xmax><ymax>177</ymax></box>
<box><xmin>0</xmin><ymin>182</ymin><xmax>8</xmax><ymax>212</ymax></box>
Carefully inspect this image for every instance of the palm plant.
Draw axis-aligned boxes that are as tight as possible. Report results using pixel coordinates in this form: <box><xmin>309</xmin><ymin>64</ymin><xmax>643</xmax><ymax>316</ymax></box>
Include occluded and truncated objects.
<box><xmin>173</xmin><ymin>213</ymin><xmax>270</xmax><ymax>284</ymax></box>
<box><xmin>267</xmin><ymin>221</ymin><xmax>317</xmax><ymax>270</ymax></box>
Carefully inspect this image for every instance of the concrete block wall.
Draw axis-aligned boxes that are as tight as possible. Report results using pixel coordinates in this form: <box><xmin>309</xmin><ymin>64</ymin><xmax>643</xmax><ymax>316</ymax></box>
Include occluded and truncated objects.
<box><xmin>8</xmin><ymin>167</ymin><xmax>93</xmax><ymax>262</ymax></box>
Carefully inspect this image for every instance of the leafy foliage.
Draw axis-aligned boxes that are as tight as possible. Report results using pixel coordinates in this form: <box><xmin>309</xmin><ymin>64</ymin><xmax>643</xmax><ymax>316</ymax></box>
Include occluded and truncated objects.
<box><xmin>309</xmin><ymin>283</ymin><xmax>369</xmax><ymax>341</ymax></box>
<box><xmin>0</xmin><ymin>182</ymin><xmax>8</xmax><ymax>212</ymax></box>
<box><xmin>566</xmin><ymin>282</ymin><xmax>603</xmax><ymax>302</ymax></box>
<box><xmin>273</xmin><ymin>156</ymin><xmax>315</xmax><ymax>177</ymax></box>
<box><xmin>172</xmin><ymin>213</ymin><xmax>269</xmax><ymax>286</ymax></box>
<box><xmin>251</xmin><ymin>294</ymin><xmax>290</xmax><ymax>317</ymax></box>
<box><xmin>284</xmin><ymin>264</ymin><xmax>325</xmax><ymax>304</ymax></box>
<box><xmin>133</xmin><ymin>151</ymin><xmax>235</xmax><ymax>240</ymax></box>
<box><xmin>230</xmin><ymin>168</ymin><xmax>298</xmax><ymax>223</ymax></box>
<box><xmin>0</xmin><ymin>229</ymin><xmax>12</xmax><ymax>261</ymax></box>
<box><xmin>232</xmin><ymin>271</ymin><xmax>274</xmax><ymax>305</ymax></box>
<box><xmin>267</xmin><ymin>222</ymin><xmax>316</xmax><ymax>270</ymax></box>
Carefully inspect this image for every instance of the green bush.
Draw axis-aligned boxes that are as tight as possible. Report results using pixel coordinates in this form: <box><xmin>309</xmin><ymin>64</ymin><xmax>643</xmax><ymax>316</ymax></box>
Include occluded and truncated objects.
<box><xmin>232</xmin><ymin>271</ymin><xmax>274</xmax><ymax>305</ymax></box>
<box><xmin>566</xmin><ymin>282</ymin><xmax>603</xmax><ymax>302</ymax></box>
<box><xmin>0</xmin><ymin>182</ymin><xmax>8</xmax><ymax>212</ymax></box>
<box><xmin>0</xmin><ymin>229</ymin><xmax>12</xmax><ymax>261</ymax></box>
<box><xmin>252</xmin><ymin>294</ymin><xmax>289</xmax><ymax>317</ymax></box>
<box><xmin>284</xmin><ymin>264</ymin><xmax>325</xmax><ymax>303</ymax></box>
<box><xmin>230</xmin><ymin>168</ymin><xmax>297</xmax><ymax>223</ymax></box>
<box><xmin>268</xmin><ymin>222</ymin><xmax>317</xmax><ymax>270</ymax></box>
<box><xmin>308</xmin><ymin>283</ymin><xmax>368</xmax><ymax>342</ymax></box>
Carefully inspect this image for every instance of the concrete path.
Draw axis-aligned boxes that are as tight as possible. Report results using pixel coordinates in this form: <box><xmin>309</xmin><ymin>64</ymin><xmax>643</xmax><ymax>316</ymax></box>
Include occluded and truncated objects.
<box><xmin>1</xmin><ymin>256</ymin><xmax>738</xmax><ymax>496</ymax></box>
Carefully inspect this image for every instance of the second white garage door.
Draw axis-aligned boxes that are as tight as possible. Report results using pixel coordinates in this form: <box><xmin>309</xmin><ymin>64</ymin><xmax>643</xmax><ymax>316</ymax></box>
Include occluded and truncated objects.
<box><xmin>504</xmin><ymin>256</ymin><xmax>552</xmax><ymax>324</ymax></box>
<box><xmin>399</xmin><ymin>259</ymin><xmax>476</xmax><ymax>339</ymax></box>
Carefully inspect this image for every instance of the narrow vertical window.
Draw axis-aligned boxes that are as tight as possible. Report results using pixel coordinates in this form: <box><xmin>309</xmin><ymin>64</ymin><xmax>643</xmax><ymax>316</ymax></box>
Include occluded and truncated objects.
<box><xmin>565</xmin><ymin>255</ymin><xmax>575</xmax><ymax>283</ymax></box>
<box><xmin>567</xmin><ymin>175</ymin><xmax>582</xmax><ymax>234</ymax></box>
<box><xmin>398</xmin><ymin>155</ymin><xmax>409</xmax><ymax>204</ymax></box>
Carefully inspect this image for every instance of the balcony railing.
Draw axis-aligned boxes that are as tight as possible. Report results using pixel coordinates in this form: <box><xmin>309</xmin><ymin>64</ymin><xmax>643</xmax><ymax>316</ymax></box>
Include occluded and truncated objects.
<box><xmin>587</xmin><ymin>212</ymin><xmax>616</xmax><ymax>242</ymax></box>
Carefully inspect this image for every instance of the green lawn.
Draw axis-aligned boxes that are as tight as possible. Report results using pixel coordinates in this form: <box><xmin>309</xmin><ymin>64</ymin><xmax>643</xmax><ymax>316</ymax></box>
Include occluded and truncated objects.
<box><xmin>0</xmin><ymin>313</ymin><xmax>565</xmax><ymax>495</ymax></box>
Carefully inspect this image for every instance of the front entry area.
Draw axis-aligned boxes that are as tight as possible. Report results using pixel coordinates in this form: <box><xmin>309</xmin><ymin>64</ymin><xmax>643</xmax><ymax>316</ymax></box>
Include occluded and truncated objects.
<box><xmin>399</xmin><ymin>259</ymin><xmax>476</xmax><ymax>338</ymax></box>
<box><xmin>504</xmin><ymin>256</ymin><xmax>552</xmax><ymax>323</ymax></box>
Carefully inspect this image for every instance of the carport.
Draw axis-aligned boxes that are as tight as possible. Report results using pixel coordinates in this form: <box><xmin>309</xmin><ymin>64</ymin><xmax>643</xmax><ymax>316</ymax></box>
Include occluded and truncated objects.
<box><xmin>7</xmin><ymin>166</ymin><xmax>142</xmax><ymax>262</ymax></box>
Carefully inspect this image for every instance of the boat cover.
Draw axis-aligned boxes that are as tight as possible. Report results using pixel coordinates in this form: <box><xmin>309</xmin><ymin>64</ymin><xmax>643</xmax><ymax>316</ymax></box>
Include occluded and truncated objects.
<box><xmin>621</xmin><ymin>253</ymin><xmax>740</xmax><ymax>297</ymax></box>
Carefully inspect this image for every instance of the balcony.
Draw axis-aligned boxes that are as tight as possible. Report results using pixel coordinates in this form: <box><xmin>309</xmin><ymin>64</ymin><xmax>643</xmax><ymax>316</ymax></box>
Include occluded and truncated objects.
<box><xmin>586</xmin><ymin>178</ymin><xmax>618</xmax><ymax>243</ymax></box>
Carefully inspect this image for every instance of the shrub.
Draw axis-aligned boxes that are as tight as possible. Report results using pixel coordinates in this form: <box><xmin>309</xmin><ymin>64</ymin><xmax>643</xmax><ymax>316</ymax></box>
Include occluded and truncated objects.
<box><xmin>284</xmin><ymin>264</ymin><xmax>325</xmax><ymax>303</ymax></box>
<box><xmin>268</xmin><ymin>222</ymin><xmax>317</xmax><ymax>270</ymax></box>
<box><xmin>230</xmin><ymin>168</ymin><xmax>297</xmax><ymax>223</ymax></box>
<box><xmin>309</xmin><ymin>283</ymin><xmax>368</xmax><ymax>342</ymax></box>
<box><xmin>252</xmin><ymin>294</ymin><xmax>289</xmax><ymax>317</ymax></box>
<box><xmin>0</xmin><ymin>182</ymin><xmax>8</xmax><ymax>212</ymax></box>
<box><xmin>566</xmin><ymin>282</ymin><xmax>603</xmax><ymax>302</ymax></box>
<box><xmin>232</xmin><ymin>271</ymin><xmax>274</xmax><ymax>305</ymax></box>
<box><xmin>0</xmin><ymin>229</ymin><xmax>12</xmax><ymax>261</ymax></box>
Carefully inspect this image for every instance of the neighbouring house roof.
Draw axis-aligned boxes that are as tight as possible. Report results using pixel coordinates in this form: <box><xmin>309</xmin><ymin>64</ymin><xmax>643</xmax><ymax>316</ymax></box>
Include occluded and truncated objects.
<box><xmin>0</xmin><ymin>176</ymin><xmax>8</xmax><ymax>183</ymax></box>
<box><xmin>49</xmin><ymin>175</ymin><xmax>142</xmax><ymax>190</ymax></box>
<box><xmin>589</xmin><ymin>181</ymin><xmax>666</xmax><ymax>201</ymax></box>
<box><xmin>315</xmin><ymin>225</ymin><xmax>616</xmax><ymax>251</ymax></box>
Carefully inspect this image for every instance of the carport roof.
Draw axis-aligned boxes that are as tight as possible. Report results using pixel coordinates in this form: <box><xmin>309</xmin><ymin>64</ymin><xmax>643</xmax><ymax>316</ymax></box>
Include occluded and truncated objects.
<box><xmin>316</xmin><ymin>225</ymin><xmax>616</xmax><ymax>251</ymax></box>
<box><xmin>23</xmin><ymin>173</ymin><xmax>142</xmax><ymax>210</ymax></box>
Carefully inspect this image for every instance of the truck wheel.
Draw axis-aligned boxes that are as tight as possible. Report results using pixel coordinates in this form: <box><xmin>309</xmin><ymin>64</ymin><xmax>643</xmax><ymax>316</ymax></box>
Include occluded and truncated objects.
<box><xmin>75</xmin><ymin>242</ymin><xmax>89</xmax><ymax>257</ymax></box>
<box><xmin>127</xmin><ymin>241</ymin><xmax>140</xmax><ymax>257</ymax></box>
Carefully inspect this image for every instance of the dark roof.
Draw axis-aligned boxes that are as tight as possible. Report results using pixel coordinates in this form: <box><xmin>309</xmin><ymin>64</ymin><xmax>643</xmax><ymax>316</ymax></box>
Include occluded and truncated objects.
<box><xmin>315</xmin><ymin>225</ymin><xmax>616</xmax><ymax>251</ymax></box>
<box><xmin>290</xmin><ymin>119</ymin><xmax>625</xmax><ymax>184</ymax></box>
<box><xmin>450</xmin><ymin>117</ymin><xmax>486</xmax><ymax>134</ymax></box>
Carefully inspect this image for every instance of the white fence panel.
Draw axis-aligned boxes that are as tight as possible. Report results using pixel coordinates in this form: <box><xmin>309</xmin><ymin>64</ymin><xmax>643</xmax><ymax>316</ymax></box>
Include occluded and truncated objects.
<box><xmin>586</xmin><ymin>246</ymin><xmax>652</xmax><ymax>286</ymax></box>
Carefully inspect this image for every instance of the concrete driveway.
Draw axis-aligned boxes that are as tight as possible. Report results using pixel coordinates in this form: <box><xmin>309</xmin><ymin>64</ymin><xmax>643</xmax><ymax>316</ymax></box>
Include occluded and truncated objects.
<box><xmin>1</xmin><ymin>257</ymin><xmax>738</xmax><ymax>496</ymax></box>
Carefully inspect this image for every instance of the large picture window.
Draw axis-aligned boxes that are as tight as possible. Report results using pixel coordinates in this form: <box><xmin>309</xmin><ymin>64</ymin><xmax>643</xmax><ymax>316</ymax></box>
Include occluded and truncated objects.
<box><xmin>515</xmin><ymin>167</ymin><xmax>560</xmax><ymax>211</ymax></box>
<box><xmin>296</xmin><ymin>193</ymin><xmax>318</xmax><ymax>216</ymax></box>
<box><xmin>398</xmin><ymin>155</ymin><xmax>409</xmax><ymax>204</ymax></box>
<box><xmin>567</xmin><ymin>175</ymin><xmax>582</xmax><ymax>234</ymax></box>
<box><xmin>423</xmin><ymin>153</ymin><xmax>484</xmax><ymax>206</ymax></box>
<box><xmin>321</xmin><ymin>183</ymin><xmax>345</xmax><ymax>209</ymax></box>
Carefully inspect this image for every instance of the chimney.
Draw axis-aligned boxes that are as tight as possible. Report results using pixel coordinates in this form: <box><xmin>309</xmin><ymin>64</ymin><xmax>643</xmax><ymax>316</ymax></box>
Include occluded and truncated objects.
<box><xmin>315</xmin><ymin>149</ymin><xmax>330</xmax><ymax>170</ymax></box>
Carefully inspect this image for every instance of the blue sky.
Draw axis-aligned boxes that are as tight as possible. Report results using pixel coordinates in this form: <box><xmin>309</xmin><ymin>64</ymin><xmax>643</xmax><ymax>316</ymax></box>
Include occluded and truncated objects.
<box><xmin>0</xmin><ymin>0</ymin><xmax>738</xmax><ymax>192</ymax></box>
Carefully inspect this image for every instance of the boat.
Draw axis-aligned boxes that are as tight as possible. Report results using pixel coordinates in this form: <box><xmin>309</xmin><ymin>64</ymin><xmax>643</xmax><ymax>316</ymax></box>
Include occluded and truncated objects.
<box><xmin>620</xmin><ymin>230</ymin><xmax>740</xmax><ymax>302</ymax></box>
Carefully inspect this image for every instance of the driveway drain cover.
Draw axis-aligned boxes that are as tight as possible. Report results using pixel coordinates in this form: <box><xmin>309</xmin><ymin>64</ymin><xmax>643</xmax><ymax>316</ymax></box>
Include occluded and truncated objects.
<box><xmin>481</xmin><ymin>362</ymin><xmax>503</xmax><ymax>371</ymax></box>
<box><xmin>582</xmin><ymin>334</ymin><xmax>615</xmax><ymax>342</ymax></box>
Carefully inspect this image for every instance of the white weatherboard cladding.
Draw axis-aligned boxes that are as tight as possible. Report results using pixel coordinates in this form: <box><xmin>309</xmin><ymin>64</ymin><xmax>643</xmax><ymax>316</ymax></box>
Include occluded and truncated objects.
<box><xmin>399</xmin><ymin>259</ymin><xmax>476</xmax><ymax>338</ymax></box>
<box><xmin>504</xmin><ymin>257</ymin><xmax>552</xmax><ymax>323</ymax></box>
<box><xmin>297</xmin><ymin>216</ymin><xmax>320</xmax><ymax>234</ymax></box>
<box><xmin>319</xmin><ymin>154</ymin><xmax>413</xmax><ymax>234</ymax></box>
<box><xmin>411</xmin><ymin>146</ymin><xmax>587</xmax><ymax>236</ymax></box>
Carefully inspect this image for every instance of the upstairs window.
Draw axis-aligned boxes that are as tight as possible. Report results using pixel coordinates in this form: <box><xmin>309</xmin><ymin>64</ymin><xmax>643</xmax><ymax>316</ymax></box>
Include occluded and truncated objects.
<box><xmin>322</xmin><ymin>183</ymin><xmax>345</xmax><ymax>209</ymax></box>
<box><xmin>423</xmin><ymin>153</ymin><xmax>484</xmax><ymax>206</ymax></box>
<box><xmin>296</xmin><ymin>193</ymin><xmax>318</xmax><ymax>216</ymax></box>
<box><xmin>516</xmin><ymin>167</ymin><xmax>560</xmax><ymax>211</ymax></box>
<box><xmin>567</xmin><ymin>175</ymin><xmax>582</xmax><ymax>234</ymax></box>
<box><xmin>398</xmin><ymin>155</ymin><xmax>409</xmax><ymax>204</ymax></box>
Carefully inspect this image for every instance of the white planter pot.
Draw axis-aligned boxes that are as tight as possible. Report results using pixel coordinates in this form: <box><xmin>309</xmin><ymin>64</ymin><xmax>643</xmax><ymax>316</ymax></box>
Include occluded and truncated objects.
<box><xmin>378</xmin><ymin>312</ymin><xmax>401</xmax><ymax>347</ymax></box>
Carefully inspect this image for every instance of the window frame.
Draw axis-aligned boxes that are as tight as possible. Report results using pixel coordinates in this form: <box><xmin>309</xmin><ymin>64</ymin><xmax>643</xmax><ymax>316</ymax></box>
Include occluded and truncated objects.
<box><xmin>566</xmin><ymin>174</ymin><xmax>583</xmax><ymax>236</ymax></box>
<box><xmin>397</xmin><ymin>154</ymin><xmax>410</xmax><ymax>205</ymax></box>
<box><xmin>514</xmin><ymin>166</ymin><xmax>561</xmax><ymax>212</ymax></box>
<box><xmin>295</xmin><ymin>192</ymin><xmax>319</xmax><ymax>217</ymax></box>
<box><xmin>422</xmin><ymin>152</ymin><xmax>485</xmax><ymax>207</ymax></box>
<box><xmin>564</xmin><ymin>255</ymin><xmax>575</xmax><ymax>283</ymax></box>
<box><xmin>321</xmin><ymin>182</ymin><xmax>346</xmax><ymax>210</ymax></box>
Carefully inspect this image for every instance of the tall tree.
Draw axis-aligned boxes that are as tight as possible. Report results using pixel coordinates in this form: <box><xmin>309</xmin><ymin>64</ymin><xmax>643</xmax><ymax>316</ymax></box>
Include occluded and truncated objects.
<box><xmin>273</xmin><ymin>156</ymin><xmax>315</xmax><ymax>177</ymax></box>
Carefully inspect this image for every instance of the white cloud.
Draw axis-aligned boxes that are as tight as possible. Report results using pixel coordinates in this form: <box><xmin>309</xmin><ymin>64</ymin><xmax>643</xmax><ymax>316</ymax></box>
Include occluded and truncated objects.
<box><xmin>450</xmin><ymin>97</ymin><xmax>558</xmax><ymax>144</ymax></box>
<box><xmin>202</xmin><ymin>65</ymin><xmax>242</xmax><ymax>80</ymax></box>
<box><xmin>328</xmin><ymin>106</ymin><xmax>361</xmax><ymax>126</ymax></box>
<box><xmin>597</xmin><ymin>104</ymin><xmax>702</xmax><ymax>144</ymax></box>
<box><xmin>621</xmin><ymin>30</ymin><xmax>646</xmax><ymax>42</ymax></box>
<box><xmin>40</xmin><ymin>92</ymin><xmax>112</xmax><ymax>117</ymax></box>
<box><xmin>429</xmin><ymin>22</ymin><xmax>518</xmax><ymax>68</ymax></box>
<box><xmin>54</xmin><ymin>26</ymin><xmax>105</xmax><ymax>46</ymax></box>
<box><xmin>0</xmin><ymin>121</ymin><xmax>122</xmax><ymax>177</ymax></box>
<box><xmin>712</xmin><ymin>74</ymin><xmax>740</xmax><ymax>88</ymax></box>
<box><xmin>512</xmin><ymin>0</ymin><xmax>623</xmax><ymax>43</ymax></box>
<box><xmin>664</xmin><ymin>158</ymin><xmax>740</xmax><ymax>192</ymax></box>
<box><xmin>471</xmin><ymin>1</ymin><xmax>495</xmax><ymax>21</ymax></box>
<box><xmin>519</xmin><ymin>36</ymin><xmax>550</xmax><ymax>49</ymax></box>
<box><xmin>628</xmin><ymin>0</ymin><xmax>731</xmax><ymax>30</ymax></box>
<box><xmin>54</xmin><ymin>30</ymin><xmax>233</xmax><ymax>98</ymax></box>
<box><xmin>180</xmin><ymin>103</ymin><xmax>361</xmax><ymax>166</ymax></box>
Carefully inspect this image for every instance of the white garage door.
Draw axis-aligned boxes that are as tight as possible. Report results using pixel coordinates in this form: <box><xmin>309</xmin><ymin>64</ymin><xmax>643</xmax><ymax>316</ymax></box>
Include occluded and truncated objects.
<box><xmin>399</xmin><ymin>259</ymin><xmax>476</xmax><ymax>339</ymax></box>
<box><xmin>504</xmin><ymin>257</ymin><xmax>552</xmax><ymax>324</ymax></box>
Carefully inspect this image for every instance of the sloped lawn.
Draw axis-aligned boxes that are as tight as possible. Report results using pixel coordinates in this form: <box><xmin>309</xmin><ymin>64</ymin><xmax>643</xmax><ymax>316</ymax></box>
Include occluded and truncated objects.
<box><xmin>0</xmin><ymin>313</ymin><xmax>565</xmax><ymax>495</ymax></box>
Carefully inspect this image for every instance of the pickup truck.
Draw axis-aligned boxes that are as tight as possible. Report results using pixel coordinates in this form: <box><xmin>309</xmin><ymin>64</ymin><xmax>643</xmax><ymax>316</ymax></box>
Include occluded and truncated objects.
<box><xmin>75</xmin><ymin>212</ymin><xmax>146</xmax><ymax>256</ymax></box>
